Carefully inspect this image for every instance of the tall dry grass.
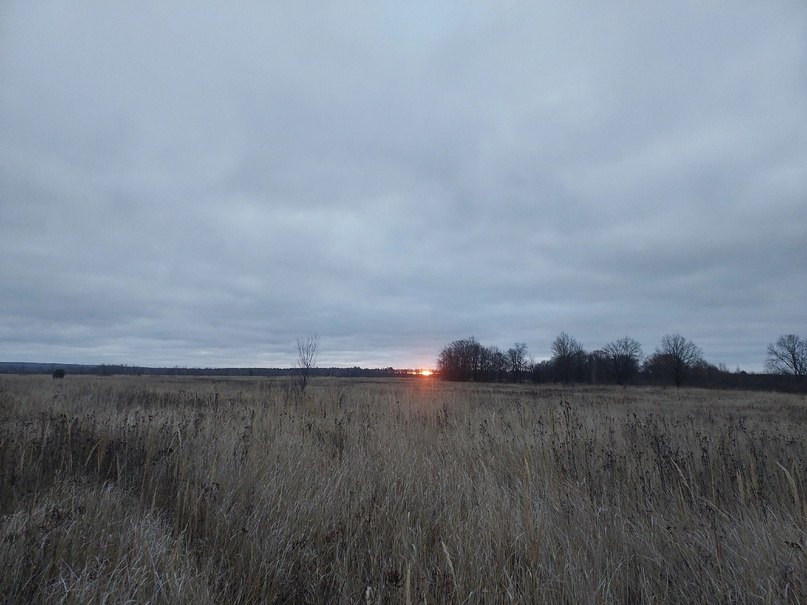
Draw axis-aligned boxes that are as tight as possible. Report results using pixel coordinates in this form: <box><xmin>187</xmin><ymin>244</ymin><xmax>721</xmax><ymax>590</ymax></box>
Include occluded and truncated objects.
<box><xmin>1</xmin><ymin>375</ymin><xmax>806</xmax><ymax>603</ymax></box>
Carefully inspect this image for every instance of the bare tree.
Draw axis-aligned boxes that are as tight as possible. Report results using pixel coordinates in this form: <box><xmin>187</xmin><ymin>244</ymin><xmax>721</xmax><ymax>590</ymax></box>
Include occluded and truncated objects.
<box><xmin>603</xmin><ymin>337</ymin><xmax>643</xmax><ymax>385</ymax></box>
<box><xmin>651</xmin><ymin>334</ymin><xmax>703</xmax><ymax>387</ymax></box>
<box><xmin>551</xmin><ymin>332</ymin><xmax>585</xmax><ymax>383</ymax></box>
<box><xmin>296</xmin><ymin>334</ymin><xmax>319</xmax><ymax>391</ymax></box>
<box><xmin>507</xmin><ymin>342</ymin><xmax>528</xmax><ymax>383</ymax></box>
<box><xmin>765</xmin><ymin>334</ymin><xmax>807</xmax><ymax>377</ymax></box>
<box><xmin>489</xmin><ymin>347</ymin><xmax>509</xmax><ymax>382</ymax></box>
<box><xmin>587</xmin><ymin>349</ymin><xmax>609</xmax><ymax>384</ymax></box>
<box><xmin>436</xmin><ymin>337</ymin><xmax>487</xmax><ymax>381</ymax></box>
<box><xmin>436</xmin><ymin>339</ymin><xmax>527</xmax><ymax>383</ymax></box>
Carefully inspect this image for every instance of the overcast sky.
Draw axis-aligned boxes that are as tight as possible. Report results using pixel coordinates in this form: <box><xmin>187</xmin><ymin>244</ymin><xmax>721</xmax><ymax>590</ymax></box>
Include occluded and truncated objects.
<box><xmin>1</xmin><ymin>1</ymin><xmax>805</xmax><ymax>370</ymax></box>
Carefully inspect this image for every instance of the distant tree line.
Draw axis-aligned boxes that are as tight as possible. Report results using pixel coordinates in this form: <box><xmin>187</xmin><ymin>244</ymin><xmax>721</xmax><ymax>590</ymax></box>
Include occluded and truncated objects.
<box><xmin>436</xmin><ymin>333</ymin><xmax>807</xmax><ymax>392</ymax></box>
<box><xmin>0</xmin><ymin>363</ymin><xmax>423</xmax><ymax>380</ymax></box>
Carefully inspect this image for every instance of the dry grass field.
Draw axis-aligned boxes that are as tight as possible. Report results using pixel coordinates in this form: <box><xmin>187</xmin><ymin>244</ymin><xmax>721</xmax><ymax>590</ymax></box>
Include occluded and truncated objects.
<box><xmin>1</xmin><ymin>375</ymin><xmax>806</xmax><ymax>603</ymax></box>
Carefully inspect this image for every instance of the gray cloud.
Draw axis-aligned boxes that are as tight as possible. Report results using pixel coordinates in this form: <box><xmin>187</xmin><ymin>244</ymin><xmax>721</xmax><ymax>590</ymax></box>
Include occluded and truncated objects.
<box><xmin>1</xmin><ymin>1</ymin><xmax>805</xmax><ymax>369</ymax></box>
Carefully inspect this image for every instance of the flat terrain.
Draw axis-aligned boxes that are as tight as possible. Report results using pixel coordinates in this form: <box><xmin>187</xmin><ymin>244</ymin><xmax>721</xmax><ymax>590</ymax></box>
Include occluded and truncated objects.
<box><xmin>1</xmin><ymin>376</ymin><xmax>806</xmax><ymax>603</ymax></box>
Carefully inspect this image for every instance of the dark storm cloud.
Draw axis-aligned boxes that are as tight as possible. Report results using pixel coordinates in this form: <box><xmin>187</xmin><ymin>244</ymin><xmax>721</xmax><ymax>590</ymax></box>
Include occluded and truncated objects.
<box><xmin>1</xmin><ymin>1</ymin><xmax>805</xmax><ymax>369</ymax></box>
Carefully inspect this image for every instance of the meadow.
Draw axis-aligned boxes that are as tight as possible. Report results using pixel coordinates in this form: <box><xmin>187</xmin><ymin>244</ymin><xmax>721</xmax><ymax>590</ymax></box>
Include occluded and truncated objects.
<box><xmin>1</xmin><ymin>375</ymin><xmax>806</xmax><ymax>603</ymax></box>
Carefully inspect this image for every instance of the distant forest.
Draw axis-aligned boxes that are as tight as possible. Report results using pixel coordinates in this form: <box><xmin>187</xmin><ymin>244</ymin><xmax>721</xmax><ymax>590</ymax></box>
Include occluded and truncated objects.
<box><xmin>0</xmin><ymin>362</ymin><xmax>418</xmax><ymax>379</ymax></box>
<box><xmin>436</xmin><ymin>333</ymin><xmax>807</xmax><ymax>392</ymax></box>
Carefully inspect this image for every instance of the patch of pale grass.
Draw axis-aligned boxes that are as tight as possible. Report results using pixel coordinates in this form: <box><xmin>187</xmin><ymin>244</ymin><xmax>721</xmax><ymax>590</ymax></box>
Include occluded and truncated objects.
<box><xmin>0</xmin><ymin>478</ymin><xmax>213</xmax><ymax>604</ymax></box>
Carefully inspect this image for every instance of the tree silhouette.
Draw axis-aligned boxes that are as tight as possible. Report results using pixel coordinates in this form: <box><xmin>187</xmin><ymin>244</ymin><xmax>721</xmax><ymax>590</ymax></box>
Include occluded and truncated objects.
<box><xmin>507</xmin><ymin>343</ymin><xmax>528</xmax><ymax>383</ymax></box>
<box><xmin>650</xmin><ymin>334</ymin><xmax>702</xmax><ymax>387</ymax></box>
<box><xmin>551</xmin><ymin>332</ymin><xmax>585</xmax><ymax>383</ymax></box>
<box><xmin>296</xmin><ymin>335</ymin><xmax>319</xmax><ymax>392</ymax></box>
<box><xmin>603</xmin><ymin>337</ymin><xmax>643</xmax><ymax>385</ymax></box>
<box><xmin>765</xmin><ymin>334</ymin><xmax>807</xmax><ymax>377</ymax></box>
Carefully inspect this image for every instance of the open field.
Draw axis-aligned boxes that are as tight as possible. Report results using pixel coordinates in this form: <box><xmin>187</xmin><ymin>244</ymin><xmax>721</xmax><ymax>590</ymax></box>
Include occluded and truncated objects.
<box><xmin>1</xmin><ymin>376</ymin><xmax>806</xmax><ymax>603</ymax></box>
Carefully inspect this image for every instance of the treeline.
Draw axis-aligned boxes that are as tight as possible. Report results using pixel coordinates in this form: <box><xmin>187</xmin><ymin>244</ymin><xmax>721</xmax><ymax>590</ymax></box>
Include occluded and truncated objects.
<box><xmin>0</xmin><ymin>363</ymin><xmax>421</xmax><ymax>379</ymax></box>
<box><xmin>436</xmin><ymin>333</ymin><xmax>807</xmax><ymax>392</ymax></box>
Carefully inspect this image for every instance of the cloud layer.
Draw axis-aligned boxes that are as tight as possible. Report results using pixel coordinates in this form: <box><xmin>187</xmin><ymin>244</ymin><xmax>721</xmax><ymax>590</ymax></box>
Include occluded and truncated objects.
<box><xmin>2</xmin><ymin>1</ymin><xmax>805</xmax><ymax>369</ymax></box>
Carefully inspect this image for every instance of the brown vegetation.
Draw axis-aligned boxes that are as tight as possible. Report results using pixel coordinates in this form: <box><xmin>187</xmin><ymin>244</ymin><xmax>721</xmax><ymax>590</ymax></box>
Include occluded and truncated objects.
<box><xmin>1</xmin><ymin>375</ymin><xmax>806</xmax><ymax>603</ymax></box>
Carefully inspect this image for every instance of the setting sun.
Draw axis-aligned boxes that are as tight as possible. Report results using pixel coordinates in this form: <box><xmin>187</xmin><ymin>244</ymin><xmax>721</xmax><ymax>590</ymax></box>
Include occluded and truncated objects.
<box><xmin>418</xmin><ymin>369</ymin><xmax>433</xmax><ymax>376</ymax></box>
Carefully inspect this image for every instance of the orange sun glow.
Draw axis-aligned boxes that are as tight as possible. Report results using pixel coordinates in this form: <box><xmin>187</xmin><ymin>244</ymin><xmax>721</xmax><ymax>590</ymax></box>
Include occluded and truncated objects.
<box><xmin>419</xmin><ymin>369</ymin><xmax>433</xmax><ymax>376</ymax></box>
